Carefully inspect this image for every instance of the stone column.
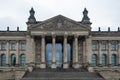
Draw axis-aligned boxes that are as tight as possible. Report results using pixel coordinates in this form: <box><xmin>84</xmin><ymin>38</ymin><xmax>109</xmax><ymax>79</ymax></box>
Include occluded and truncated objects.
<box><xmin>118</xmin><ymin>41</ymin><xmax>120</xmax><ymax>66</ymax></box>
<box><xmin>72</xmin><ymin>35</ymin><xmax>79</xmax><ymax>68</ymax></box>
<box><xmin>108</xmin><ymin>40</ymin><xmax>111</xmax><ymax>67</ymax></box>
<box><xmin>6</xmin><ymin>40</ymin><xmax>10</xmax><ymax>66</ymax></box>
<box><xmin>51</xmin><ymin>35</ymin><xmax>56</xmax><ymax>68</ymax></box>
<box><xmin>98</xmin><ymin>40</ymin><xmax>102</xmax><ymax>66</ymax></box>
<box><xmin>16</xmin><ymin>40</ymin><xmax>19</xmax><ymax>66</ymax></box>
<box><xmin>63</xmin><ymin>35</ymin><xmax>68</xmax><ymax>68</ymax></box>
<box><xmin>40</xmin><ymin>35</ymin><xmax>46</xmax><ymax>68</ymax></box>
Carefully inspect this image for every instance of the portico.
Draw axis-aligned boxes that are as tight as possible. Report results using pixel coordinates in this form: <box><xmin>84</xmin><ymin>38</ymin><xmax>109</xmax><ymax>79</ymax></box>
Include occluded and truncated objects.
<box><xmin>32</xmin><ymin>33</ymin><xmax>87</xmax><ymax>69</ymax></box>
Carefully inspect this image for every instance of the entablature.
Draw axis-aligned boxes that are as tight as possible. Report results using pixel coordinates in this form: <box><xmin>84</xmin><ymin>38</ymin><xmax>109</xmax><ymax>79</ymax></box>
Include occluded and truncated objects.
<box><xmin>92</xmin><ymin>37</ymin><xmax>120</xmax><ymax>40</ymax></box>
<box><xmin>31</xmin><ymin>31</ymin><xmax>89</xmax><ymax>36</ymax></box>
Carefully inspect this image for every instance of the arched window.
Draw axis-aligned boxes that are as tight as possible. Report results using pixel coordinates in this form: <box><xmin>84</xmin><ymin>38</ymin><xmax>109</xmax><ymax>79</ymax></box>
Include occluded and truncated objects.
<box><xmin>102</xmin><ymin>54</ymin><xmax>107</xmax><ymax>66</ymax></box>
<box><xmin>92</xmin><ymin>54</ymin><xmax>97</xmax><ymax>66</ymax></box>
<box><xmin>20</xmin><ymin>54</ymin><xmax>26</xmax><ymax>66</ymax></box>
<box><xmin>111</xmin><ymin>54</ymin><xmax>116</xmax><ymax>66</ymax></box>
<box><xmin>1</xmin><ymin>54</ymin><xmax>6</xmax><ymax>66</ymax></box>
<box><xmin>11</xmin><ymin>54</ymin><xmax>16</xmax><ymax>66</ymax></box>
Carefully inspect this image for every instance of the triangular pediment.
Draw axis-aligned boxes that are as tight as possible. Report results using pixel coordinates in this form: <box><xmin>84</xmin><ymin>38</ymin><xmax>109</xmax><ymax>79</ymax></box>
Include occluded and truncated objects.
<box><xmin>30</xmin><ymin>15</ymin><xmax>90</xmax><ymax>31</ymax></box>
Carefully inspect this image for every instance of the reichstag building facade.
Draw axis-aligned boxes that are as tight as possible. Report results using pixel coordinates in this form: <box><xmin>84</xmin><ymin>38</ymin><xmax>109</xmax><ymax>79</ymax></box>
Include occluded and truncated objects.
<box><xmin>0</xmin><ymin>8</ymin><xmax>120</xmax><ymax>80</ymax></box>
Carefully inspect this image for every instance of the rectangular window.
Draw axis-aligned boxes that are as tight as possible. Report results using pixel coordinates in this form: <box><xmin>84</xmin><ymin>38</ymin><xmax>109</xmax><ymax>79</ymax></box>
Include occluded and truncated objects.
<box><xmin>10</xmin><ymin>43</ymin><xmax>15</xmax><ymax>50</ymax></box>
<box><xmin>1</xmin><ymin>43</ymin><xmax>6</xmax><ymax>50</ymax></box>
<box><xmin>20</xmin><ymin>43</ymin><xmax>26</xmax><ymax>50</ymax></box>
<box><xmin>111</xmin><ymin>43</ymin><xmax>117</xmax><ymax>51</ymax></box>
<box><xmin>101</xmin><ymin>42</ymin><xmax>107</xmax><ymax>51</ymax></box>
<box><xmin>111</xmin><ymin>41</ymin><xmax>118</xmax><ymax>51</ymax></box>
<box><xmin>92</xmin><ymin>41</ymin><xmax>98</xmax><ymax>51</ymax></box>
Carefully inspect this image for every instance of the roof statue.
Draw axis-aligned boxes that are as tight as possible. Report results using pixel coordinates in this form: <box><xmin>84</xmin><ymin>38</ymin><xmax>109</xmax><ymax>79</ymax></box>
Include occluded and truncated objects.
<box><xmin>28</xmin><ymin>7</ymin><xmax>36</xmax><ymax>23</ymax></box>
<box><xmin>81</xmin><ymin>8</ymin><xmax>91</xmax><ymax>25</ymax></box>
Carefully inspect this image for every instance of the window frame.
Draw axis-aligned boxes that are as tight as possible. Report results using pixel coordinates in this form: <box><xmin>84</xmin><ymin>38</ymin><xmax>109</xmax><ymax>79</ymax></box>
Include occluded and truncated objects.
<box><xmin>111</xmin><ymin>41</ymin><xmax>117</xmax><ymax>51</ymax></box>
<box><xmin>20</xmin><ymin>54</ymin><xmax>26</xmax><ymax>66</ymax></box>
<box><xmin>102</xmin><ymin>54</ymin><xmax>107</xmax><ymax>66</ymax></box>
<box><xmin>10</xmin><ymin>43</ymin><xmax>16</xmax><ymax>50</ymax></box>
<box><xmin>1</xmin><ymin>54</ymin><xmax>6</xmax><ymax>66</ymax></box>
<box><xmin>92</xmin><ymin>54</ymin><xmax>97</xmax><ymax>66</ymax></box>
<box><xmin>11</xmin><ymin>54</ymin><xmax>16</xmax><ymax>66</ymax></box>
<box><xmin>20</xmin><ymin>42</ymin><xmax>26</xmax><ymax>50</ymax></box>
<box><xmin>111</xmin><ymin>54</ymin><xmax>117</xmax><ymax>66</ymax></box>
<box><xmin>92</xmin><ymin>41</ymin><xmax>98</xmax><ymax>51</ymax></box>
<box><xmin>101</xmin><ymin>41</ymin><xmax>107</xmax><ymax>51</ymax></box>
<box><xmin>1</xmin><ymin>43</ymin><xmax>6</xmax><ymax>50</ymax></box>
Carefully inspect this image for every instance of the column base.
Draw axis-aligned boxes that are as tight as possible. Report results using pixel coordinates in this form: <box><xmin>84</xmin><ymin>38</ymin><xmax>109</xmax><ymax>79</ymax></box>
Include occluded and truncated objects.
<box><xmin>15</xmin><ymin>64</ymin><xmax>19</xmax><ymax>67</ymax></box>
<box><xmin>98</xmin><ymin>64</ymin><xmax>102</xmax><ymax>67</ymax></box>
<box><xmin>118</xmin><ymin>64</ymin><xmax>120</xmax><ymax>66</ymax></box>
<box><xmin>108</xmin><ymin>64</ymin><xmax>112</xmax><ymax>67</ymax></box>
<box><xmin>72</xmin><ymin>62</ymin><xmax>80</xmax><ymax>69</ymax></box>
<box><xmin>28</xmin><ymin>66</ymin><xmax>33</xmax><ymax>72</ymax></box>
<box><xmin>51</xmin><ymin>62</ymin><xmax>56</xmax><ymax>68</ymax></box>
<box><xmin>63</xmin><ymin>63</ymin><xmax>69</xmax><ymax>69</ymax></box>
<box><xmin>5</xmin><ymin>64</ymin><xmax>10</xmax><ymax>67</ymax></box>
<box><xmin>40</xmin><ymin>63</ymin><xmax>46</xmax><ymax>68</ymax></box>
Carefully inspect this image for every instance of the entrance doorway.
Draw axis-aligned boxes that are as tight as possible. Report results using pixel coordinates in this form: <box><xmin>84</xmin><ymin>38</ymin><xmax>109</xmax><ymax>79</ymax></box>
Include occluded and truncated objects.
<box><xmin>56</xmin><ymin>43</ymin><xmax>62</xmax><ymax>68</ymax></box>
<box><xmin>45</xmin><ymin>43</ymin><xmax>71</xmax><ymax>68</ymax></box>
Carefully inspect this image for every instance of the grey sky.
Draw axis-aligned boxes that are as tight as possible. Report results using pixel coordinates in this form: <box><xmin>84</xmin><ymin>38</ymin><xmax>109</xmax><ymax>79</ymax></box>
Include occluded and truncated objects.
<box><xmin>0</xmin><ymin>0</ymin><xmax>120</xmax><ymax>31</ymax></box>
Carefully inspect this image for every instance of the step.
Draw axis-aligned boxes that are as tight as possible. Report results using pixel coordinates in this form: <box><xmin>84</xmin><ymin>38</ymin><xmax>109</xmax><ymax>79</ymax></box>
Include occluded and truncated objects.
<box><xmin>21</xmin><ymin>68</ymin><xmax>105</xmax><ymax>80</ymax></box>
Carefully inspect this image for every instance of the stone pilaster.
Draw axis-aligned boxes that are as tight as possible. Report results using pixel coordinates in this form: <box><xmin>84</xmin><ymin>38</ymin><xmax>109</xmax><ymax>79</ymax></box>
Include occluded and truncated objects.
<box><xmin>16</xmin><ymin>40</ymin><xmax>19</xmax><ymax>66</ymax></box>
<box><xmin>83</xmin><ymin>40</ymin><xmax>86</xmax><ymax>65</ymax></box>
<box><xmin>26</xmin><ymin>35</ymin><xmax>31</xmax><ymax>64</ymax></box>
<box><xmin>63</xmin><ymin>35</ymin><xmax>69</xmax><ymax>69</ymax></box>
<box><xmin>26</xmin><ymin>35</ymin><xmax>35</xmax><ymax>66</ymax></box>
<box><xmin>85</xmin><ymin>36</ymin><xmax>92</xmax><ymax>66</ymax></box>
<box><xmin>51</xmin><ymin>35</ymin><xmax>56</xmax><ymax>68</ymax></box>
<box><xmin>72</xmin><ymin>35</ymin><xmax>79</xmax><ymax>68</ymax></box>
<box><xmin>6</xmin><ymin>40</ymin><xmax>10</xmax><ymax>66</ymax></box>
<box><xmin>118</xmin><ymin>41</ymin><xmax>120</xmax><ymax>66</ymax></box>
<box><xmin>40</xmin><ymin>35</ymin><xmax>46</xmax><ymax>68</ymax></box>
<box><xmin>108</xmin><ymin>40</ymin><xmax>111</xmax><ymax>67</ymax></box>
<box><xmin>31</xmin><ymin>37</ymin><xmax>35</xmax><ymax>65</ymax></box>
<box><xmin>98</xmin><ymin>40</ymin><xmax>102</xmax><ymax>66</ymax></box>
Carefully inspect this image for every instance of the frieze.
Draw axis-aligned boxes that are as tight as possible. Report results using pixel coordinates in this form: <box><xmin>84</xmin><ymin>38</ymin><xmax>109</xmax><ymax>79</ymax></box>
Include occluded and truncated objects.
<box><xmin>31</xmin><ymin>31</ymin><xmax>89</xmax><ymax>36</ymax></box>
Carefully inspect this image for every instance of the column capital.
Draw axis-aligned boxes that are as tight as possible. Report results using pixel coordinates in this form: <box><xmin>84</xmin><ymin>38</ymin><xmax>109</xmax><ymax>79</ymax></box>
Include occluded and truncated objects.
<box><xmin>118</xmin><ymin>40</ymin><xmax>120</xmax><ymax>43</ymax></box>
<box><xmin>64</xmin><ymin>34</ymin><xmax>68</xmax><ymax>38</ymax></box>
<box><xmin>6</xmin><ymin>40</ymin><xmax>10</xmax><ymax>42</ymax></box>
<box><xmin>41</xmin><ymin>34</ymin><xmax>45</xmax><ymax>38</ymax></box>
<box><xmin>108</xmin><ymin>40</ymin><xmax>111</xmax><ymax>44</ymax></box>
<box><xmin>98</xmin><ymin>40</ymin><xmax>102</xmax><ymax>42</ymax></box>
<box><xmin>16</xmin><ymin>40</ymin><xmax>20</xmax><ymax>43</ymax></box>
<box><xmin>74</xmin><ymin>34</ymin><xmax>78</xmax><ymax>38</ymax></box>
<box><xmin>31</xmin><ymin>35</ymin><xmax>35</xmax><ymax>39</ymax></box>
<box><xmin>52</xmin><ymin>34</ymin><xmax>56</xmax><ymax>38</ymax></box>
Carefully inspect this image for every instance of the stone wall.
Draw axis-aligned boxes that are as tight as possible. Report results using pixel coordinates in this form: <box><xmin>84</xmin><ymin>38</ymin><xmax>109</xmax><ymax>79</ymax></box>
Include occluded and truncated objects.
<box><xmin>0</xmin><ymin>67</ymin><xmax>26</xmax><ymax>80</ymax></box>
<box><xmin>94</xmin><ymin>67</ymin><xmax>120</xmax><ymax>80</ymax></box>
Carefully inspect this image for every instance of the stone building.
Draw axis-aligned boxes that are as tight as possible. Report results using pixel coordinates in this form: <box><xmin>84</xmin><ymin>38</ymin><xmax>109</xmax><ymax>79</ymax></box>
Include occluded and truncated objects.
<box><xmin>0</xmin><ymin>8</ymin><xmax>120</xmax><ymax>80</ymax></box>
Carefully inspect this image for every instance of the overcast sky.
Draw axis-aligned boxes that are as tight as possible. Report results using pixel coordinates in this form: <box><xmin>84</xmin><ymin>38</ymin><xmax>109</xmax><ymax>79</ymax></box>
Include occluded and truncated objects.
<box><xmin>0</xmin><ymin>0</ymin><xmax>120</xmax><ymax>31</ymax></box>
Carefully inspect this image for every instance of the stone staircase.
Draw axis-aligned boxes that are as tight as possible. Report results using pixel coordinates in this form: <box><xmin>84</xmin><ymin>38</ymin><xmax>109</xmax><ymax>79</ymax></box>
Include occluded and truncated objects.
<box><xmin>21</xmin><ymin>68</ymin><xmax>105</xmax><ymax>80</ymax></box>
